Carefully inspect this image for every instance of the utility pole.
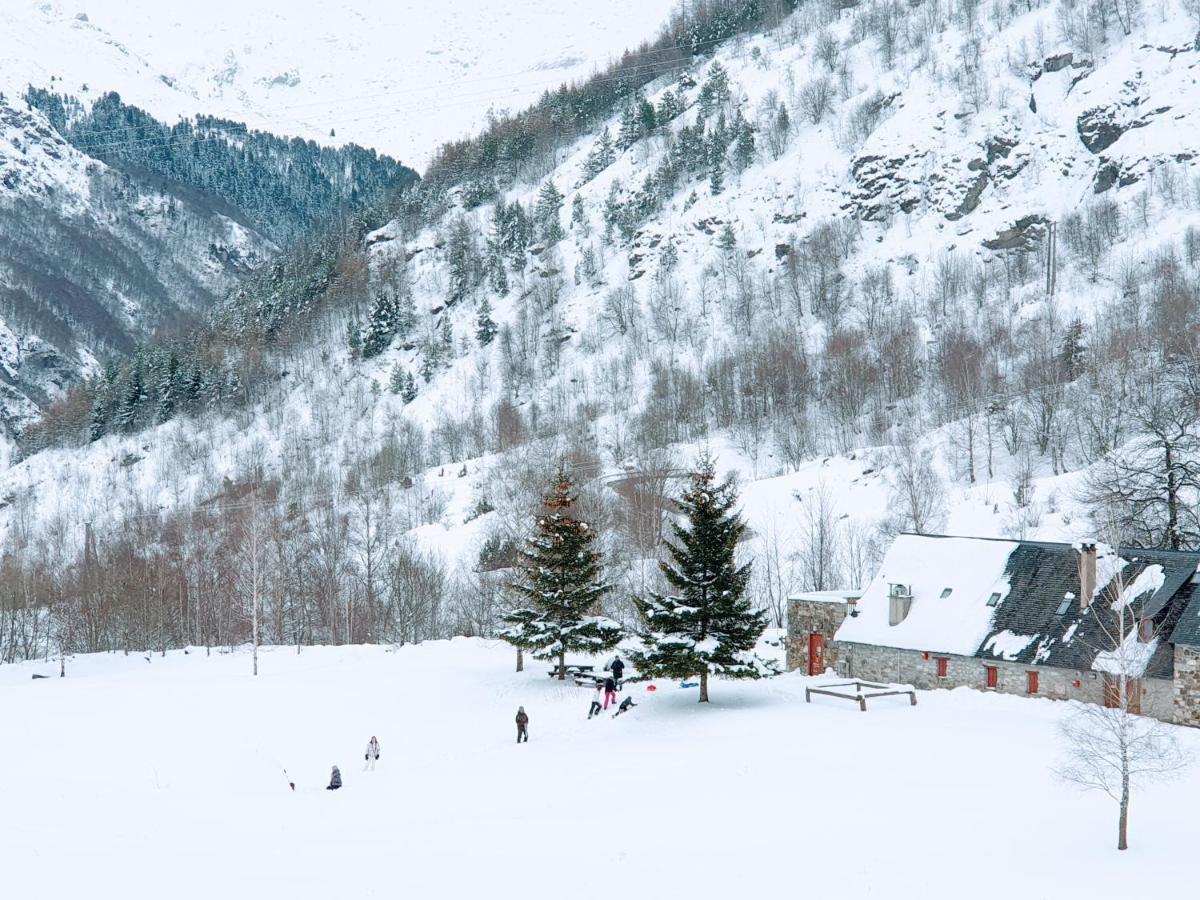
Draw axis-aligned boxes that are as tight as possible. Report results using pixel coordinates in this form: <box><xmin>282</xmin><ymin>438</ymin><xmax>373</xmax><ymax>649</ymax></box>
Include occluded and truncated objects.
<box><xmin>1045</xmin><ymin>220</ymin><xmax>1057</xmax><ymax>299</ymax></box>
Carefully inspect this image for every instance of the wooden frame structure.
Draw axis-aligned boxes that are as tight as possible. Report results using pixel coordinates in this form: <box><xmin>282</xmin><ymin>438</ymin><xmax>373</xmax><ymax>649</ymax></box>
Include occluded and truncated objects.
<box><xmin>805</xmin><ymin>680</ymin><xmax>918</xmax><ymax>712</ymax></box>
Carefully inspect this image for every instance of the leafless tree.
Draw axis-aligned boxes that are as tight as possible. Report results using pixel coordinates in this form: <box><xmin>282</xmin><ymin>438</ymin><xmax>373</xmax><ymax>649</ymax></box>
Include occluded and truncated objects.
<box><xmin>882</xmin><ymin>435</ymin><xmax>947</xmax><ymax>536</ymax></box>
<box><xmin>1057</xmin><ymin>535</ymin><xmax>1190</xmax><ymax>850</ymax></box>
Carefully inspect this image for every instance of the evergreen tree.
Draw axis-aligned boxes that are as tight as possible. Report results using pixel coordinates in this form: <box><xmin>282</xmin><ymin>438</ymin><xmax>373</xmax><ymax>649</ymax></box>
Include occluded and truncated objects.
<box><xmin>584</xmin><ymin>127</ymin><xmax>616</xmax><ymax>178</ymax></box>
<box><xmin>116</xmin><ymin>366</ymin><xmax>146</xmax><ymax>432</ymax></box>
<box><xmin>571</xmin><ymin>194</ymin><xmax>587</xmax><ymax>231</ymax></box>
<box><xmin>388</xmin><ymin>363</ymin><xmax>406</xmax><ymax>394</ymax></box>
<box><xmin>500</xmin><ymin>468</ymin><xmax>621</xmax><ymax>679</ymax></box>
<box><xmin>719</xmin><ymin>222</ymin><xmax>738</xmax><ymax>255</ymax></box>
<box><xmin>401</xmin><ymin>370</ymin><xmax>418</xmax><ymax>403</ymax></box>
<box><xmin>476</xmin><ymin>298</ymin><xmax>498</xmax><ymax>346</ymax></box>
<box><xmin>630</xmin><ymin>455</ymin><xmax>776</xmax><ymax>702</ymax></box>
<box><xmin>88</xmin><ymin>395</ymin><xmax>107</xmax><ymax>443</ymax></box>
<box><xmin>156</xmin><ymin>352</ymin><xmax>180</xmax><ymax>423</ymax></box>
<box><xmin>535</xmin><ymin>181</ymin><xmax>564</xmax><ymax>245</ymax></box>
<box><xmin>440</xmin><ymin>317</ymin><xmax>454</xmax><ymax>358</ymax></box>
<box><xmin>446</xmin><ymin>217</ymin><xmax>478</xmax><ymax>306</ymax></box>
<box><xmin>616</xmin><ymin>103</ymin><xmax>641</xmax><ymax>151</ymax></box>
<box><xmin>637</xmin><ymin>96</ymin><xmax>658</xmax><ymax>135</ymax></box>
<box><xmin>346</xmin><ymin>319</ymin><xmax>363</xmax><ymax>359</ymax></box>
<box><xmin>362</xmin><ymin>293</ymin><xmax>399</xmax><ymax>358</ymax></box>
<box><xmin>396</xmin><ymin>290</ymin><xmax>417</xmax><ymax>339</ymax></box>
<box><xmin>1061</xmin><ymin>318</ymin><xmax>1086</xmax><ymax>379</ymax></box>
<box><xmin>733</xmin><ymin>111</ymin><xmax>756</xmax><ymax>171</ymax></box>
<box><xmin>657</xmin><ymin>89</ymin><xmax>683</xmax><ymax>123</ymax></box>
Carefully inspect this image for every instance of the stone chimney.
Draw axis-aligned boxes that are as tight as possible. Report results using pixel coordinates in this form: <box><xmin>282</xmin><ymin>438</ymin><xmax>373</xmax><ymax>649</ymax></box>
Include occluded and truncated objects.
<box><xmin>1077</xmin><ymin>543</ymin><xmax>1097</xmax><ymax>610</ymax></box>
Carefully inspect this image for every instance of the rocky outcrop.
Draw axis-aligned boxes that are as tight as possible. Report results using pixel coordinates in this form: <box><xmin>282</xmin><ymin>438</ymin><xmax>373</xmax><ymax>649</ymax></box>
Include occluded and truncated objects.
<box><xmin>982</xmin><ymin>215</ymin><xmax>1048</xmax><ymax>251</ymax></box>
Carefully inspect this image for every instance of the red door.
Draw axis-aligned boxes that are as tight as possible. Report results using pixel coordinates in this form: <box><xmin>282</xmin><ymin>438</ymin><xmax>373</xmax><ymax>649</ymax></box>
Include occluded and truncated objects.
<box><xmin>985</xmin><ymin>665</ymin><xmax>998</xmax><ymax>688</ymax></box>
<box><xmin>808</xmin><ymin>632</ymin><xmax>825</xmax><ymax>676</ymax></box>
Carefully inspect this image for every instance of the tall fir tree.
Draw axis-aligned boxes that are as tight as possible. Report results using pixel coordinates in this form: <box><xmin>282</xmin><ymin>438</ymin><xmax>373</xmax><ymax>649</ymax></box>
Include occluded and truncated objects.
<box><xmin>630</xmin><ymin>455</ymin><xmax>776</xmax><ymax>702</ymax></box>
<box><xmin>535</xmin><ymin>181</ymin><xmax>564</xmax><ymax>245</ymax></box>
<box><xmin>156</xmin><ymin>352</ymin><xmax>180</xmax><ymax>423</ymax></box>
<box><xmin>361</xmin><ymin>293</ymin><xmax>398</xmax><ymax>358</ymax></box>
<box><xmin>500</xmin><ymin>468</ymin><xmax>622</xmax><ymax>679</ymax></box>
<box><xmin>476</xmin><ymin>298</ymin><xmax>498</xmax><ymax>346</ymax></box>
<box><xmin>400</xmin><ymin>370</ymin><xmax>418</xmax><ymax>403</ymax></box>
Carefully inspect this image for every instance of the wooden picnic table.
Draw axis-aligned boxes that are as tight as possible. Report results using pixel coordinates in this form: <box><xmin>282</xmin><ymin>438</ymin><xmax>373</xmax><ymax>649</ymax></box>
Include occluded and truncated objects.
<box><xmin>805</xmin><ymin>680</ymin><xmax>917</xmax><ymax>712</ymax></box>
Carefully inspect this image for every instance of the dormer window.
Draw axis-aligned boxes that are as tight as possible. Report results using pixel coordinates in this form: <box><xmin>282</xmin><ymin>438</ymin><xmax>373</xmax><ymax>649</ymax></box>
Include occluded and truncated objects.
<box><xmin>1138</xmin><ymin>618</ymin><xmax>1155</xmax><ymax>642</ymax></box>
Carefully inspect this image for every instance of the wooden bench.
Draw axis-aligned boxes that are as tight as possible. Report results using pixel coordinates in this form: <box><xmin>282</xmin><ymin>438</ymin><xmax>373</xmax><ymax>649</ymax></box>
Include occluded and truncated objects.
<box><xmin>805</xmin><ymin>680</ymin><xmax>917</xmax><ymax>712</ymax></box>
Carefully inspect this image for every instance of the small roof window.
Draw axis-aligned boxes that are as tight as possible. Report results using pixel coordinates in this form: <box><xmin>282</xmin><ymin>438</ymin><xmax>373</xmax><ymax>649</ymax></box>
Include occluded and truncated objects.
<box><xmin>939</xmin><ymin>588</ymin><xmax>953</xmax><ymax>599</ymax></box>
<box><xmin>1056</xmin><ymin>597</ymin><xmax>1073</xmax><ymax>616</ymax></box>
<box><xmin>986</xmin><ymin>592</ymin><xmax>1001</xmax><ymax>607</ymax></box>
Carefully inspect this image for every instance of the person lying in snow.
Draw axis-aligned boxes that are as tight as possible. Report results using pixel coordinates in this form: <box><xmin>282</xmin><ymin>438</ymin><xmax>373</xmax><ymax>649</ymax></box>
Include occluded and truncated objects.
<box><xmin>588</xmin><ymin>683</ymin><xmax>604</xmax><ymax>720</ymax></box>
<box><xmin>612</xmin><ymin>696</ymin><xmax>637</xmax><ymax>718</ymax></box>
<box><xmin>364</xmin><ymin>736</ymin><xmax>380</xmax><ymax>770</ymax></box>
<box><xmin>516</xmin><ymin>706</ymin><xmax>529</xmax><ymax>743</ymax></box>
<box><xmin>327</xmin><ymin>765</ymin><xmax>342</xmax><ymax>790</ymax></box>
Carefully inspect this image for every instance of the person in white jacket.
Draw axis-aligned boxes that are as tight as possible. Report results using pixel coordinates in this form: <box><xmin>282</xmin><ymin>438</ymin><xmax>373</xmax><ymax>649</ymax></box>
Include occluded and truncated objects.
<box><xmin>364</xmin><ymin>735</ymin><xmax>380</xmax><ymax>771</ymax></box>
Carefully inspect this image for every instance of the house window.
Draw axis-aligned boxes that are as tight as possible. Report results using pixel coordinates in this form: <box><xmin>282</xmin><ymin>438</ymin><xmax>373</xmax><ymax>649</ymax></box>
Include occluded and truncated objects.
<box><xmin>936</xmin><ymin>657</ymin><xmax>949</xmax><ymax>678</ymax></box>
<box><xmin>1026</xmin><ymin>671</ymin><xmax>1039</xmax><ymax>694</ymax></box>
<box><xmin>939</xmin><ymin>588</ymin><xmax>953</xmax><ymax>599</ymax></box>
<box><xmin>985</xmin><ymin>665</ymin><xmax>998</xmax><ymax>688</ymax></box>
<box><xmin>986</xmin><ymin>592</ymin><xmax>1001</xmax><ymax>607</ymax></box>
<box><xmin>1138</xmin><ymin>619</ymin><xmax>1155</xmax><ymax>642</ymax></box>
<box><xmin>1055</xmin><ymin>598</ymin><xmax>1072</xmax><ymax>616</ymax></box>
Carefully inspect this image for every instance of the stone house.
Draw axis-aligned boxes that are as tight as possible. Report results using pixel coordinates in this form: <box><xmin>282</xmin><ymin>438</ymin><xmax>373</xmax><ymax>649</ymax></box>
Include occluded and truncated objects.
<box><xmin>786</xmin><ymin>533</ymin><xmax>1200</xmax><ymax>727</ymax></box>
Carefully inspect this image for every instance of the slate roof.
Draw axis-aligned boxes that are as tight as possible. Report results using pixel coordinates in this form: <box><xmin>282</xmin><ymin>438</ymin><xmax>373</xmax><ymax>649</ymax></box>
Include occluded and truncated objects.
<box><xmin>975</xmin><ymin>540</ymin><xmax>1200</xmax><ymax>678</ymax></box>
<box><xmin>841</xmin><ymin>534</ymin><xmax>1200</xmax><ymax>677</ymax></box>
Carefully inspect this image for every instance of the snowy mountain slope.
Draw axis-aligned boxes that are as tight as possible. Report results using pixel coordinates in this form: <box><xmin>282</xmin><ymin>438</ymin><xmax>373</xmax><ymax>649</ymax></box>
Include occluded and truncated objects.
<box><xmin>3</xmin><ymin>0</ymin><xmax>1200</xmax><ymax>643</ymax></box>
<box><xmin>3</xmin><ymin>639</ymin><xmax>1198</xmax><ymax>900</ymax></box>
<box><xmin>0</xmin><ymin>93</ymin><xmax>272</xmax><ymax>445</ymax></box>
<box><xmin>1</xmin><ymin>0</ymin><xmax>679</xmax><ymax>166</ymax></box>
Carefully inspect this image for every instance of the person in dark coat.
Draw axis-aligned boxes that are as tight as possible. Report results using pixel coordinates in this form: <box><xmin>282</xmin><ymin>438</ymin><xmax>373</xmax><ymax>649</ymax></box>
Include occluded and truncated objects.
<box><xmin>603</xmin><ymin>676</ymin><xmax>618</xmax><ymax>710</ymax></box>
<box><xmin>610</xmin><ymin>656</ymin><xmax>625</xmax><ymax>684</ymax></box>
<box><xmin>326</xmin><ymin>765</ymin><xmax>342</xmax><ymax>790</ymax></box>
<box><xmin>516</xmin><ymin>706</ymin><xmax>529</xmax><ymax>743</ymax></box>
<box><xmin>587</xmin><ymin>683</ymin><xmax>604</xmax><ymax>719</ymax></box>
<box><xmin>612</xmin><ymin>696</ymin><xmax>637</xmax><ymax>718</ymax></box>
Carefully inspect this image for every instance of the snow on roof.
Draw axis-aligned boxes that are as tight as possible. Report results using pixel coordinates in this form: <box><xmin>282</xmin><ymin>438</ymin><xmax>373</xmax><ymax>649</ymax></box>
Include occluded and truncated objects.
<box><xmin>835</xmin><ymin>534</ymin><xmax>1017</xmax><ymax>655</ymax></box>
<box><xmin>789</xmin><ymin>590</ymin><xmax>863</xmax><ymax>604</ymax></box>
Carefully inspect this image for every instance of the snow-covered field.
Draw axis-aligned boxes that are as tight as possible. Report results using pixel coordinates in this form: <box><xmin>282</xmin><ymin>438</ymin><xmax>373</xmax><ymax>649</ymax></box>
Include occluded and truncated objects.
<box><xmin>3</xmin><ymin>638</ymin><xmax>1195</xmax><ymax>899</ymax></box>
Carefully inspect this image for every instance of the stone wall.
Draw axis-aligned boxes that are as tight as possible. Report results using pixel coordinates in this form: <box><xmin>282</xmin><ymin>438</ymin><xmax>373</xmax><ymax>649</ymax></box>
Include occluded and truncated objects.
<box><xmin>834</xmin><ymin>641</ymin><xmax>1177</xmax><ymax>722</ymax></box>
<box><xmin>786</xmin><ymin>598</ymin><xmax>849</xmax><ymax>673</ymax></box>
<box><xmin>1174</xmin><ymin>645</ymin><xmax>1200</xmax><ymax>727</ymax></box>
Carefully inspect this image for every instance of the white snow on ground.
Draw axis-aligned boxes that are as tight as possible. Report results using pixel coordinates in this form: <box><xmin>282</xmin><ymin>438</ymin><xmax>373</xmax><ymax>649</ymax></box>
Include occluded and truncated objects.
<box><xmin>2</xmin><ymin>639</ymin><xmax>1197</xmax><ymax>899</ymax></box>
<box><xmin>0</xmin><ymin>0</ymin><xmax>679</xmax><ymax>165</ymax></box>
<box><xmin>836</xmin><ymin>534</ymin><xmax>1015</xmax><ymax>654</ymax></box>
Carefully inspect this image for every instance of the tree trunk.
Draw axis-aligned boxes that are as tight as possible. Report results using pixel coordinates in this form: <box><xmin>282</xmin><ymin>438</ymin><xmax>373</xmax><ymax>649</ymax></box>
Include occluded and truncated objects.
<box><xmin>1119</xmin><ymin>756</ymin><xmax>1130</xmax><ymax>850</ymax></box>
<box><xmin>699</xmin><ymin>670</ymin><xmax>709</xmax><ymax>703</ymax></box>
<box><xmin>516</xmin><ymin>648</ymin><xmax>524</xmax><ymax>673</ymax></box>
<box><xmin>557</xmin><ymin>649</ymin><xmax>565</xmax><ymax>681</ymax></box>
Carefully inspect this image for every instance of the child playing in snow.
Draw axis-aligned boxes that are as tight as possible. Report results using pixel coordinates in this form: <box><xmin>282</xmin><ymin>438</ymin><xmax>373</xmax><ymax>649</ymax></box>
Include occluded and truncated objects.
<box><xmin>364</xmin><ymin>736</ymin><xmax>380</xmax><ymax>771</ymax></box>
<box><xmin>326</xmin><ymin>765</ymin><xmax>343</xmax><ymax>790</ymax></box>
<box><xmin>603</xmin><ymin>676</ymin><xmax>618</xmax><ymax>709</ymax></box>
<box><xmin>588</xmin><ymin>683</ymin><xmax>604</xmax><ymax>719</ymax></box>
<box><xmin>612</xmin><ymin>696</ymin><xmax>637</xmax><ymax>718</ymax></box>
<box><xmin>516</xmin><ymin>706</ymin><xmax>529</xmax><ymax>743</ymax></box>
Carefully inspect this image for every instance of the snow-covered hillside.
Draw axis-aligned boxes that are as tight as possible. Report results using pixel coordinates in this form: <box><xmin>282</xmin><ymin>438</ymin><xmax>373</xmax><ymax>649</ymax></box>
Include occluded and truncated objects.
<box><xmin>4</xmin><ymin>0</ymin><xmax>1200</xmax><ymax>654</ymax></box>
<box><xmin>2</xmin><ymin>639</ymin><xmax>1197</xmax><ymax>899</ymax></box>
<box><xmin>0</xmin><ymin>92</ymin><xmax>272</xmax><ymax>451</ymax></box>
<box><xmin>1</xmin><ymin>0</ymin><xmax>679</xmax><ymax>166</ymax></box>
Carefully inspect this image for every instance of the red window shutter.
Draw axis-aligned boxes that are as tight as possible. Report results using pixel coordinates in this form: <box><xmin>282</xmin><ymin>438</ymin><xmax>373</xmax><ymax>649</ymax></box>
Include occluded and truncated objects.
<box><xmin>1027</xmin><ymin>671</ymin><xmax>1039</xmax><ymax>694</ymax></box>
<box><xmin>936</xmin><ymin>657</ymin><xmax>948</xmax><ymax>678</ymax></box>
<box><xmin>985</xmin><ymin>665</ymin><xmax>998</xmax><ymax>688</ymax></box>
